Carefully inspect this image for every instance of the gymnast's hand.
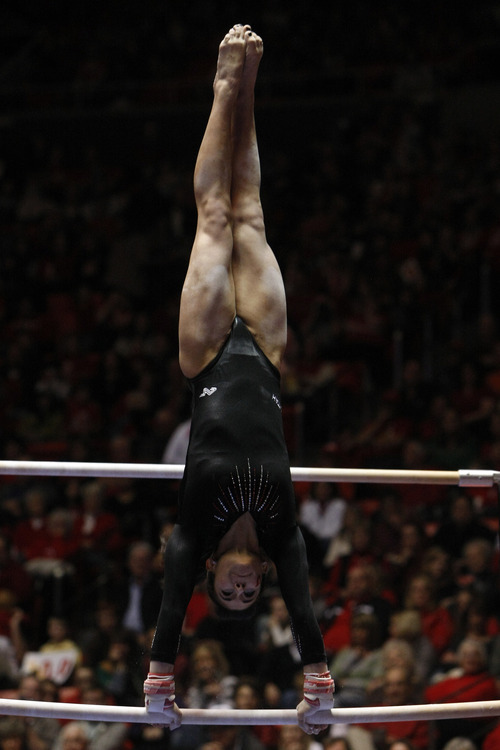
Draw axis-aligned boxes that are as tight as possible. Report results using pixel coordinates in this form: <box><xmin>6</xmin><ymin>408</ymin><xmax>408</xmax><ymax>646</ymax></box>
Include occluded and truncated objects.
<box><xmin>144</xmin><ymin>673</ymin><xmax>182</xmax><ymax>730</ymax></box>
<box><xmin>296</xmin><ymin>671</ymin><xmax>335</xmax><ymax>735</ymax></box>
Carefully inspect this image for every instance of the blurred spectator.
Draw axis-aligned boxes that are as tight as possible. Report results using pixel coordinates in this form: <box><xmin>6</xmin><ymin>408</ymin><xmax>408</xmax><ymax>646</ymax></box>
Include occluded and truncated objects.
<box><xmin>95</xmin><ymin>629</ymin><xmax>143</xmax><ymax>706</ymax></box>
<box><xmin>276</xmin><ymin>724</ymin><xmax>323</xmax><ymax>750</ymax></box>
<box><xmin>0</xmin><ymin>534</ymin><xmax>33</xmax><ymax>612</ymax></box>
<box><xmin>431</xmin><ymin>492</ymin><xmax>495</xmax><ymax>559</ymax></box>
<box><xmin>76</xmin><ymin>601</ymin><xmax>120</xmax><ymax>668</ymax></box>
<box><xmin>59</xmin><ymin>683</ymin><xmax>128</xmax><ymax>750</ymax></box>
<box><xmin>184</xmin><ymin>640</ymin><xmax>237</xmax><ymax>710</ymax></box>
<box><xmin>298</xmin><ymin>482</ymin><xmax>346</xmax><ymax>577</ymax></box>
<box><xmin>329</xmin><ymin>613</ymin><xmax>384</xmax><ymax>707</ymax></box>
<box><xmin>73</xmin><ymin>480</ymin><xmax>124</xmax><ymax>578</ymax></box>
<box><xmin>0</xmin><ymin>719</ymin><xmax>27</xmax><ymax>750</ymax></box>
<box><xmin>442</xmin><ymin>740</ymin><xmax>477</xmax><ymax>750</ymax></box>
<box><xmin>16</xmin><ymin>673</ymin><xmax>61</xmax><ymax>750</ymax></box>
<box><xmin>403</xmin><ymin>573</ymin><xmax>454</xmax><ymax>656</ymax></box>
<box><xmin>418</xmin><ymin>546</ymin><xmax>455</xmax><ymax>604</ymax></box>
<box><xmin>323</xmin><ymin>518</ymin><xmax>378</xmax><ymax>599</ymax></box>
<box><xmin>322</xmin><ymin>563</ymin><xmax>394</xmax><ymax>655</ymax></box>
<box><xmin>388</xmin><ymin>610</ymin><xmax>436</xmax><ymax>687</ymax></box>
<box><xmin>233</xmin><ymin>676</ymin><xmax>280</xmax><ymax>750</ymax></box>
<box><xmin>384</xmin><ymin>521</ymin><xmax>427</xmax><ymax>603</ymax></box>
<box><xmin>200</xmin><ymin>725</ymin><xmax>266</xmax><ymax>750</ymax></box>
<box><xmin>12</xmin><ymin>488</ymin><xmax>50</xmax><ymax>564</ymax></box>
<box><xmin>113</xmin><ymin>542</ymin><xmax>162</xmax><ymax>647</ymax></box>
<box><xmin>363</xmin><ymin>665</ymin><xmax>430</xmax><ymax>750</ymax></box>
<box><xmin>36</xmin><ymin>616</ymin><xmax>83</xmax><ymax>683</ymax></box>
<box><xmin>425</xmin><ymin>639</ymin><xmax>498</xmax><ymax>749</ymax></box>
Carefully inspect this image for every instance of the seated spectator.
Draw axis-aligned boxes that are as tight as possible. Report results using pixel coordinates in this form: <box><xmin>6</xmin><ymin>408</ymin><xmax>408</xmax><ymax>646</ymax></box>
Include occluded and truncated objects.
<box><xmin>73</xmin><ymin>480</ymin><xmax>124</xmax><ymax>570</ymax></box>
<box><xmin>329</xmin><ymin>613</ymin><xmax>384</xmax><ymax>707</ymax></box>
<box><xmin>323</xmin><ymin>739</ymin><xmax>356</xmax><ymax>750</ymax></box>
<box><xmin>455</xmin><ymin>538</ymin><xmax>497</xmax><ymax>603</ymax></box>
<box><xmin>76</xmin><ymin>601</ymin><xmax>120</xmax><ymax>667</ymax></box>
<box><xmin>56</xmin><ymin>722</ymin><xmax>89</xmax><ymax>750</ymax></box>
<box><xmin>40</xmin><ymin>616</ymin><xmax>82</xmax><ymax>662</ymax></box>
<box><xmin>425</xmin><ymin>639</ymin><xmax>499</xmax><ymax>749</ymax></box>
<box><xmin>323</xmin><ymin>506</ymin><xmax>365</xmax><ymax>572</ymax></box>
<box><xmin>404</xmin><ymin>573</ymin><xmax>454</xmax><ymax>656</ymax></box>
<box><xmin>384</xmin><ymin>521</ymin><xmax>427</xmax><ymax>604</ymax></box>
<box><xmin>441</xmin><ymin>593</ymin><xmax>499</xmax><ymax>671</ymax></box>
<box><xmin>0</xmin><ymin>718</ymin><xmax>27</xmax><ymax>750</ymax></box>
<box><xmin>368</xmin><ymin>638</ymin><xmax>416</xmax><ymax>702</ymax></box>
<box><xmin>22</xmin><ymin>508</ymin><xmax>79</xmax><ymax>576</ymax></box>
<box><xmin>35</xmin><ymin>616</ymin><xmax>83</xmax><ymax>683</ymax></box>
<box><xmin>324</xmin><ymin>518</ymin><xmax>378</xmax><ymax>599</ymax></box>
<box><xmin>0</xmin><ymin>533</ymin><xmax>33</xmax><ymax>613</ymax></box>
<box><xmin>0</xmin><ymin>590</ymin><xmax>28</xmax><ymax>670</ymax></box>
<box><xmin>322</xmin><ymin>563</ymin><xmax>394</xmax><ymax>655</ymax></box>
<box><xmin>184</xmin><ymin>640</ymin><xmax>237</xmax><ymax>710</ymax></box>
<box><xmin>12</xmin><ymin>487</ymin><xmax>50</xmax><ymax>563</ymax></box>
<box><xmin>418</xmin><ymin>546</ymin><xmax>456</xmax><ymax>605</ymax></box>
<box><xmin>387</xmin><ymin>742</ymin><xmax>417</xmax><ymax>750</ymax></box>
<box><xmin>483</xmin><ymin>720</ymin><xmax>500</xmax><ymax>750</ymax></box>
<box><xmin>95</xmin><ymin>629</ymin><xmax>143</xmax><ymax>706</ymax></box>
<box><xmin>363</xmin><ymin>665</ymin><xmax>430</xmax><ymax>750</ymax></box>
<box><xmin>298</xmin><ymin>482</ymin><xmax>346</xmax><ymax>577</ymax></box>
<box><xmin>16</xmin><ymin>673</ymin><xmax>61</xmax><ymax>750</ymax></box>
<box><xmin>388</xmin><ymin>610</ymin><xmax>436</xmax><ymax>686</ymax></box>
<box><xmin>431</xmin><ymin>491</ymin><xmax>495</xmax><ymax>560</ymax></box>
<box><xmin>113</xmin><ymin>541</ymin><xmax>162</xmax><ymax>648</ymax></box>
<box><xmin>200</xmin><ymin>725</ymin><xmax>266</xmax><ymax>750</ymax></box>
<box><xmin>277</xmin><ymin>724</ymin><xmax>323</xmax><ymax>750</ymax></box>
<box><xmin>442</xmin><ymin>740</ymin><xmax>477</xmax><ymax>750</ymax></box>
<box><xmin>54</xmin><ymin>683</ymin><xmax>128</xmax><ymax>750</ymax></box>
<box><xmin>233</xmin><ymin>676</ymin><xmax>280</xmax><ymax>750</ymax></box>
<box><xmin>257</xmin><ymin>595</ymin><xmax>303</xmax><ymax>710</ymax></box>
<box><xmin>257</xmin><ymin>594</ymin><xmax>296</xmax><ymax>652</ymax></box>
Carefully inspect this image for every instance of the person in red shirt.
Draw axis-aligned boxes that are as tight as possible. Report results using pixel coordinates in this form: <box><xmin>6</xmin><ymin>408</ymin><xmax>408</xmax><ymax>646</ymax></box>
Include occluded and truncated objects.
<box><xmin>362</xmin><ymin>665</ymin><xmax>431</xmax><ymax>750</ymax></box>
<box><xmin>404</xmin><ymin>573</ymin><xmax>454</xmax><ymax>656</ymax></box>
<box><xmin>425</xmin><ymin>638</ymin><xmax>498</xmax><ymax>748</ymax></box>
<box><xmin>322</xmin><ymin>563</ymin><xmax>394</xmax><ymax>655</ymax></box>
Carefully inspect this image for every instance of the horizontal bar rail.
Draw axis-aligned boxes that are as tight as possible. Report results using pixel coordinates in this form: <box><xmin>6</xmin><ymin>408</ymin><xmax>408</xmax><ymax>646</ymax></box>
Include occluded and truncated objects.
<box><xmin>1</xmin><ymin>698</ymin><xmax>500</xmax><ymax>725</ymax></box>
<box><xmin>0</xmin><ymin>461</ymin><xmax>498</xmax><ymax>486</ymax></box>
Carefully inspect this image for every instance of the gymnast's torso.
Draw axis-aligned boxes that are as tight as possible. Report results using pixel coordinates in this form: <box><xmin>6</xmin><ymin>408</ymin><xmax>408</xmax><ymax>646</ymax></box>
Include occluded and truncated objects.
<box><xmin>178</xmin><ymin>315</ymin><xmax>296</xmax><ymax>552</ymax></box>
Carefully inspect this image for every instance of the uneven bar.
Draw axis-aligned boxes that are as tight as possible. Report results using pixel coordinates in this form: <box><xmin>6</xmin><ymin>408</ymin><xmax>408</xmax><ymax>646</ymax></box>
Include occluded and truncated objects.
<box><xmin>1</xmin><ymin>699</ymin><xmax>500</xmax><ymax>725</ymax></box>
<box><xmin>0</xmin><ymin>460</ymin><xmax>497</xmax><ymax>486</ymax></box>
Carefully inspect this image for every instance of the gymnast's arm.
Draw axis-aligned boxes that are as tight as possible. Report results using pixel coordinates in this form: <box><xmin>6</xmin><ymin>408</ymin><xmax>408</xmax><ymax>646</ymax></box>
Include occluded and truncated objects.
<box><xmin>272</xmin><ymin>525</ymin><xmax>327</xmax><ymax>670</ymax></box>
<box><xmin>150</xmin><ymin>523</ymin><xmax>200</xmax><ymax>664</ymax></box>
<box><xmin>273</xmin><ymin>525</ymin><xmax>334</xmax><ymax>734</ymax></box>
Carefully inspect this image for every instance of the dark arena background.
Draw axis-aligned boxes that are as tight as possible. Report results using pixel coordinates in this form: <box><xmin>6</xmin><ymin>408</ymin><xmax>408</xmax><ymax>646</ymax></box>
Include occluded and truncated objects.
<box><xmin>1</xmin><ymin>2</ymin><xmax>500</xmax><ymax>749</ymax></box>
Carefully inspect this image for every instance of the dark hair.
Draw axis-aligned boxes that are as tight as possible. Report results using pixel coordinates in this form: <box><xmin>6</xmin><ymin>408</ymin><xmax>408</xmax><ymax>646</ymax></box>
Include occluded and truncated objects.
<box><xmin>205</xmin><ymin>570</ymin><xmax>267</xmax><ymax>621</ymax></box>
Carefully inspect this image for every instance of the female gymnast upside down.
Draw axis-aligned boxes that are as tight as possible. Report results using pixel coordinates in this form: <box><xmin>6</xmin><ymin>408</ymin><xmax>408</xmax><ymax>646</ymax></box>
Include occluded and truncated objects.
<box><xmin>143</xmin><ymin>25</ymin><xmax>334</xmax><ymax>734</ymax></box>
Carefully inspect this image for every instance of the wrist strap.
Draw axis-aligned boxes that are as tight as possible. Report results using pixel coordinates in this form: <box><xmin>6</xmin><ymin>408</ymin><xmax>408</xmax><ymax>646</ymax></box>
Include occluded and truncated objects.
<box><xmin>303</xmin><ymin>671</ymin><xmax>335</xmax><ymax>707</ymax></box>
<box><xmin>144</xmin><ymin>672</ymin><xmax>175</xmax><ymax>701</ymax></box>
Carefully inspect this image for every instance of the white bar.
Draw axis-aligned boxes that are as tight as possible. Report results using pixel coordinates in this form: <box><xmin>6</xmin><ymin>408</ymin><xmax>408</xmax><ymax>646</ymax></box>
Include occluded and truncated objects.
<box><xmin>1</xmin><ymin>699</ymin><xmax>500</xmax><ymax>725</ymax></box>
<box><xmin>0</xmin><ymin>460</ymin><xmax>497</xmax><ymax>486</ymax></box>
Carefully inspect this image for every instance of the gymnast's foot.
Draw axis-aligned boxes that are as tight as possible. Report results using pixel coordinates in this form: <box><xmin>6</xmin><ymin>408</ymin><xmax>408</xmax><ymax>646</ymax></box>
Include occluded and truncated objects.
<box><xmin>214</xmin><ymin>24</ymin><xmax>249</xmax><ymax>95</ymax></box>
<box><xmin>241</xmin><ymin>27</ymin><xmax>263</xmax><ymax>91</ymax></box>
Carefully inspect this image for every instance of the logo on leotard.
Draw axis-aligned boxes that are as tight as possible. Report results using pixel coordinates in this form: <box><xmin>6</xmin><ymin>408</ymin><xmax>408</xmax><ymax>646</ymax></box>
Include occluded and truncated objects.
<box><xmin>199</xmin><ymin>387</ymin><xmax>217</xmax><ymax>398</ymax></box>
<box><xmin>272</xmin><ymin>394</ymin><xmax>282</xmax><ymax>410</ymax></box>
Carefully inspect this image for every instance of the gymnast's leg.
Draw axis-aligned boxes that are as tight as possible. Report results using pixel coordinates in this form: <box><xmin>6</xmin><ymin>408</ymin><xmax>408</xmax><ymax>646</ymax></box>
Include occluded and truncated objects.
<box><xmin>178</xmin><ymin>25</ymin><xmax>248</xmax><ymax>379</ymax></box>
<box><xmin>231</xmin><ymin>29</ymin><xmax>287</xmax><ymax>371</ymax></box>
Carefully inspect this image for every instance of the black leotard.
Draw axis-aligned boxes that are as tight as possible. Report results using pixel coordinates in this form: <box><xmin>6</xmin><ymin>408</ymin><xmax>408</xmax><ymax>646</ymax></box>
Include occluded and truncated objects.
<box><xmin>151</xmin><ymin>317</ymin><xmax>326</xmax><ymax>666</ymax></box>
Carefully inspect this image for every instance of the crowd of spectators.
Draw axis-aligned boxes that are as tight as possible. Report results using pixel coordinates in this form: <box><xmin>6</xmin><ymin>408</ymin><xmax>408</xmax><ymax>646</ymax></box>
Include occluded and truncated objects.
<box><xmin>1</xmin><ymin>3</ymin><xmax>500</xmax><ymax>750</ymax></box>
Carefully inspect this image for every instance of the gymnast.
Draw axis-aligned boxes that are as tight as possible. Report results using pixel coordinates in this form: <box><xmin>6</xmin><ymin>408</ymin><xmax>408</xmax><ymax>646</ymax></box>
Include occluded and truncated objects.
<box><xmin>143</xmin><ymin>25</ymin><xmax>334</xmax><ymax>734</ymax></box>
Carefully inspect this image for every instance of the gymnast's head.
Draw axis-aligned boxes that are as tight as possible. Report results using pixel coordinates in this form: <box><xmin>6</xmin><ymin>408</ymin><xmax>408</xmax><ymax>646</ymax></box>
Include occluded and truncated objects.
<box><xmin>205</xmin><ymin>549</ymin><xmax>268</xmax><ymax>618</ymax></box>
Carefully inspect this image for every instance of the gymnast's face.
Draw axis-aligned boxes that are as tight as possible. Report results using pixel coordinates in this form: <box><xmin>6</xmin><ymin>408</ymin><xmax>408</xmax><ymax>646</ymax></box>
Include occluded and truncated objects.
<box><xmin>207</xmin><ymin>550</ymin><xmax>267</xmax><ymax>610</ymax></box>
